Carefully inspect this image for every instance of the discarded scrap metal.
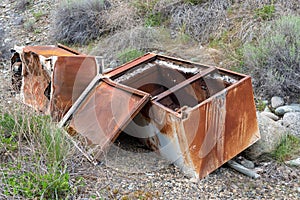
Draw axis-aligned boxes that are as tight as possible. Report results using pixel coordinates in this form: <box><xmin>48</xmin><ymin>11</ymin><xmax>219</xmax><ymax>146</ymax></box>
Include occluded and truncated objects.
<box><xmin>11</xmin><ymin>44</ymin><xmax>100</xmax><ymax>120</ymax></box>
<box><xmin>11</xmin><ymin>45</ymin><xmax>260</xmax><ymax>179</ymax></box>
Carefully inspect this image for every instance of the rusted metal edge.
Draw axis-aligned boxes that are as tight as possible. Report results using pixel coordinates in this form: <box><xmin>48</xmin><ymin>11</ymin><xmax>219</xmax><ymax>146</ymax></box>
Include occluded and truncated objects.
<box><xmin>190</xmin><ymin>75</ymin><xmax>253</xmax><ymax>113</ymax></box>
<box><xmin>156</xmin><ymin>54</ymin><xmax>215</xmax><ymax>70</ymax></box>
<box><xmin>153</xmin><ymin>67</ymin><xmax>217</xmax><ymax>102</ymax></box>
<box><xmin>57</xmin><ymin>43</ymin><xmax>82</xmax><ymax>55</ymax></box>
<box><xmin>105</xmin><ymin>53</ymin><xmax>157</xmax><ymax>78</ymax></box>
<box><xmin>58</xmin><ymin>74</ymin><xmax>103</xmax><ymax>128</ymax></box>
<box><xmin>99</xmin><ymin>80</ymin><xmax>151</xmax><ymax>142</ymax></box>
<box><xmin>58</xmin><ymin>75</ymin><xmax>151</xmax><ymax>128</ymax></box>
<box><xmin>103</xmin><ymin>78</ymin><xmax>151</xmax><ymax>98</ymax></box>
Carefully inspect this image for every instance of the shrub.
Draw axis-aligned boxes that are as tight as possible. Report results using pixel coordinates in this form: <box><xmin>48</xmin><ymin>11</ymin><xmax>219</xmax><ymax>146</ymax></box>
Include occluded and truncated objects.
<box><xmin>51</xmin><ymin>0</ymin><xmax>111</xmax><ymax>45</ymax></box>
<box><xmin>273</xmin><ymin>134</ymin><xmax>300</xmax><ymax>162</ymax></box>
<box><xmin>117</xmin><ymin>48</ymin><xmax>145</xmax><ymax>65</ymax></box>
<box><xmin>183</xmin><ymin>0</ymin><xmax>207</xmax><ymax>5</ymax></box>
<box><xmin>243</xmin><ymin>15</ymin><xmax>300</xmax><ymax>101</ymax></box>
<box><xmin>132</xmin><ymin>0</ymin><xmax>168</xmax><ymax>27</ymax></box>
<box><xmin>255</xmin><ymin>4</ymin><xmax>275</xmax><ymax>20</ymax></box>
<box><xmin>170</xmin><ymin>0</ymin><xmax>232</xmax><ymax>44</ymax></box>
<box><xmin>14</xmin><ymin>0</ymin><xmax>31</xmax><ymax>11</ymax></box>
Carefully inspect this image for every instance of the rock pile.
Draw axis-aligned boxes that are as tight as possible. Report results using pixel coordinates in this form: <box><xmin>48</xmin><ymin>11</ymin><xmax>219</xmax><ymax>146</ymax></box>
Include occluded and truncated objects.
<box><xmin>246</xmin><ymin>96</ymin><xmax>300</xmax><ymax>159</ymax></box>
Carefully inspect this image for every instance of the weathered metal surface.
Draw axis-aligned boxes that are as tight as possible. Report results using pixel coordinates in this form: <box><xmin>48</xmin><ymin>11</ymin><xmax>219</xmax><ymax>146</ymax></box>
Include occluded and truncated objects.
<box><xmin>107</xmin><ymin>54</ymin><xmax>259</xmax><ymax>178</ymax></box>
<box><xmin>11</xmin><ymin>45</ymin><xmax>98</xmax><ymax>120</ymax></box>
<box><xmin>50</xmin><ymin>56</ymin><xmax>98</xmax><ymax>121</ymax></box>
<box><xmin>61</xmin><ymin>53</ymin><xmax>259</xmax><ymax>179</ymax></box>
<box><xmin>20</xmin><ymin>50</ymin><xmax>51</xmax><ymax>112</ymax></box>
<box><xmin>68</xmin><ymin>78</ymin><xmax>150</xmax><ymax>157</ymax></box>
<box><xmin>11</xmin><ymin>46</ymin><xmax>260</xmax><ymax>179</ymax></box>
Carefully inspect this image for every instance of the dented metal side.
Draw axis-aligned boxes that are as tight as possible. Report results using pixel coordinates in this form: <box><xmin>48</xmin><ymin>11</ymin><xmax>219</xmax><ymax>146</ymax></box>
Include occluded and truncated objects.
<box><xmin>68</xmin><ymin>78</ymin><xmax>150</xmax><ymax>158</ymax></box>
<box><xmin>11</xmin><ymin>46</ymin><xmax>260</xmax><ymax>179</ymax></box>
<box><xmin>50</xmin><ymin>56</ymin><xmax>98</xmax><ymax>121</ymax></box>
<box><xmin>11</xmin><ymin>45</ymin><xmax>99</xmax><ymax>121</ymax></box>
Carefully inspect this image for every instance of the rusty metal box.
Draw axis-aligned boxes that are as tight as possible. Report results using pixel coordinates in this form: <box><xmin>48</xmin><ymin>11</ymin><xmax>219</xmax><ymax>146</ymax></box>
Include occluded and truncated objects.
<box><xmin>11</xmin><ymin>46</ymin><xmax>259</xmax><ymax>178</ymax></box>
<box><xmin>60</xmin><ymin>53</ymin><xmax>260</xmax><ymax>178</ymax></box>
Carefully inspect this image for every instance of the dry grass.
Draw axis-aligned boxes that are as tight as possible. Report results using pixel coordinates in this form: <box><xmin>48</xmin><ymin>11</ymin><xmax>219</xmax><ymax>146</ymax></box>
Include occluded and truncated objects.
<box><xmin>0</xmin><ymin>24</ymin><xmax>10</xmax><ymax>62</ymax></box>
<box><xmin>91</xmin><ymin>26</ymin><xmax>165</xmax><ymax>68</ymax></box>
<box><xmin>170</xmin><ymin>0</ymin><xmax>232</xmax><ymax>44</ymax></box>
<box><xmin>106</xmin><ymin>1</ymin><xmax>142</xmax><ymax>32</ymax></box>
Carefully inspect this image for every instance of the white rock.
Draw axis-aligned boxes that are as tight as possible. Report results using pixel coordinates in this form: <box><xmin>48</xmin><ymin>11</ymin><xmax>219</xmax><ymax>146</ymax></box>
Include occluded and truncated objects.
<box><xmin>285</xmin><ymin>158</ymin><xmax>300</xmax><ymax>166</ymax></box>
<box><xmin>245</xmin><ymin>113</ymin><xmax>287</xmax><ymax>159</ymax></box>
<box><xmin>271</xmin><ymin>96</ymin><xmax>284</xmax><ymax>109</ymax></box>
<box><xmin>261</xmin><ymin>111</ymin><xmax>279</xmax><ymax>121</ymax></box>
<box><xmin>282</xmin><ymin>112</ymin><xmax>300</xmax><ymax>137</ymax></box>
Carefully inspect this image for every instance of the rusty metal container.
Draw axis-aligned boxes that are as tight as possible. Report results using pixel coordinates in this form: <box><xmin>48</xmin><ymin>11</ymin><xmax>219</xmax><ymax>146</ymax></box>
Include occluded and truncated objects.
<box><xmin>60</xmin><ymin>53</ymin><xmax>260</xmax><ymax>179</ymax></box>
<box><xmin>11</xmin><ymin>44</ymin><xmax>99</xmax><ymax>121</ymax></box>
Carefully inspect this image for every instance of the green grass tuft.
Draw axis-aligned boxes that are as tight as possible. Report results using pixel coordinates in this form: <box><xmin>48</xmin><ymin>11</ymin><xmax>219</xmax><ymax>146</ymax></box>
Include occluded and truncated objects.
<box><xmin>273</xmin><ymin>134</ymin><xmax>300</xmax><ymax>162</ymax></box>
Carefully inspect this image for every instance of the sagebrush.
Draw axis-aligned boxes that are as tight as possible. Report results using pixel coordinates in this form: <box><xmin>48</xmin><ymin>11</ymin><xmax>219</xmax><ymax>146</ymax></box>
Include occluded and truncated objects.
<box><xmin>51</xmin><ymin>0</ymin><xmax>111</xmax><ymax>45</ymax></box>
<box><xmin>243</xmin><ymin>15</ymin><xmax>300</xmax><ymax>101</ymax></box>
<box><xmin>170</xmin><ymin>0</ymin><xmax>232</xmax><ymax>44</ymax></box>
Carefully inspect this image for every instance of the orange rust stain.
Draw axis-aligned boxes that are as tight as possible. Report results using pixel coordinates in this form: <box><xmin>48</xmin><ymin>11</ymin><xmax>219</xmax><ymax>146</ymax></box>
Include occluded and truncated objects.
<box><xmin>21</xmin><ymin>51</ymin><xmax>50</xmax><ymax>112</ymax></box>
<box><xmin>223</xmin><ymin>77</ymin><xmax>259</xmax><ymax>159</ymax></box>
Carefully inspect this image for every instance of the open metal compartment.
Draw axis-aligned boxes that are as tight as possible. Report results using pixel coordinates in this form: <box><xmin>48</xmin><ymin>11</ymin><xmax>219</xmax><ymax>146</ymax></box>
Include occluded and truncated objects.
<box><xmin>104</xmin><ymin>53</ymin><xmax>260</xmax><ymax>178</ymax></box>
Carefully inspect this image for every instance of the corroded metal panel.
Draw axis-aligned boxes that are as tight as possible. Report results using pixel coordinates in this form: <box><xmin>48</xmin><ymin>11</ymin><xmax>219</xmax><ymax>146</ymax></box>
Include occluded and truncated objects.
<box><xmin>113</xmin><ymin>56</ymin><xmax>260</xmax><ymax>179</ymax></box>
<box><xmin>180</xmin><ymin>75</ymin><xmax>260</xmax><ymax>178</ymax></box>
<box><xmin>12</xmin><ymin>46</ymin><xmax>260</xmax><ymax>179</ymax></box>
<box><xmin>50</xmin><ymin>56</ymin><xmax>98</xmax><ymax>121</ymax></box>
<box><xmin>20</xmin><ymin>51</ymin><xmax>51</xmax><ymax>112</ymax></box>
<box><xmin>68</xmin><ymin>78</ymin><xmax>150</xmax><ymax>156</ymax></box>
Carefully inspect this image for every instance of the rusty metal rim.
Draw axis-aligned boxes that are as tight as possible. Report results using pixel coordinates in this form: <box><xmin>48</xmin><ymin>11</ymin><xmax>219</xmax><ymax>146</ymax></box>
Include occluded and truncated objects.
<box><xmin>105</xmin><ymin>53</ymin><xmax>157</xmax><ymax>78</ymax></box>
<box><xmin>156</xmin><ymin>54</ymin><xmax>216</xmax><ymax>69</ymax></box>
<box><xmin>59</xmin><ymin>74</ymin><xmax>151</xmax><ymax>128</ymax></box>
<box><xmin>148</xmin><ymin>73</ymin><xmax>251</xmax><ymax>117</ymax></box>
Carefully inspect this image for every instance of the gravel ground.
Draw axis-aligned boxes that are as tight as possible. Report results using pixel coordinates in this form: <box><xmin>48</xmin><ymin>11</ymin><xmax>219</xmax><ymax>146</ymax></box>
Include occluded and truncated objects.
<box><xmin>0</xmin><ymin>0</ymin><xmax>299</xmax><ymax>199</ymax></box>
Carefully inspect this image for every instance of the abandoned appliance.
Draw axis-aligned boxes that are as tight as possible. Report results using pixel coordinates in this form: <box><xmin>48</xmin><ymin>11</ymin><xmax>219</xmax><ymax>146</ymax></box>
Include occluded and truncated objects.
<box><xmin>11</xmin><ymin>45</ymin><xmax>260</xmax><ymax>179</ymax></box>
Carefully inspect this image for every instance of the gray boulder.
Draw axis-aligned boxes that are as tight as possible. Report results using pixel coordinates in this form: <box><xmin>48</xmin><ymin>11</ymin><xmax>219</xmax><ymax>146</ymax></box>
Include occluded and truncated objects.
<box><xmin>271</xmin><ymin>96</ymin><xmax>284</xmax><ymax>109</ymax></box>
<box><xmin>275</xmin><ymin>105</ymin><xmax>300</xmax><ymax>116</ymax></box>
<box><xmin>261</xmin><ymin>111</ymin><xmax>279</xmax><ymax>121</ymax></box>
<box><xmin>282</xmin><ymin>112</ymin><xmax>300</xmax><ymax>137</ymax></box>
<box><xmin>245</xmin><ymin>113</ymin><xmax>287</xmax><ymax>159</ymax></box>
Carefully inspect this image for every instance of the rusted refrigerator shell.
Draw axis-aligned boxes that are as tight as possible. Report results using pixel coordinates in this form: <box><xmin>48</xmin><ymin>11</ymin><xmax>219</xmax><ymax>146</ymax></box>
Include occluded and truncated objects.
<box><xmin>61</xmin><ymin>53</ymin><xmax>260</xmax><ymax>179</ymax></box>
<box><xmin>11</xmin><ymin>44</ymin><xmax>99</xmax><ymax>121</ymax></box>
